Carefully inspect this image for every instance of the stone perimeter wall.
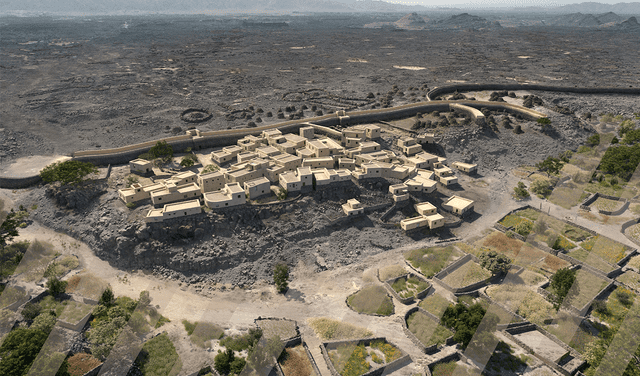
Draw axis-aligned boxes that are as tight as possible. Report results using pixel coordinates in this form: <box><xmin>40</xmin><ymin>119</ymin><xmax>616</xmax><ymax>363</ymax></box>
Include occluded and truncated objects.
<box><xmin>402</xmin><ymin>306</ymin><xmax>456</xmax><ymax>354</ymax></box>
<box><xmin>320</xmin><ymin>337</ymin><xmax>411</xmax><ymax>376</ymax></box>
<box><xmin>383</xmin><ymin>273</ymin><xmax>432</xmax><ymax>305</ymax></box>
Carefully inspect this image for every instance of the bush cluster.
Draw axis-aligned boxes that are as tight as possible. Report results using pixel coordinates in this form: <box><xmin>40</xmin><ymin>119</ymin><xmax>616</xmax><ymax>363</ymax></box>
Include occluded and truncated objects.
<box><xmin>40</xmin><ymin>160</ymin><xmax>98</xmax><ymax>185</ymax></box>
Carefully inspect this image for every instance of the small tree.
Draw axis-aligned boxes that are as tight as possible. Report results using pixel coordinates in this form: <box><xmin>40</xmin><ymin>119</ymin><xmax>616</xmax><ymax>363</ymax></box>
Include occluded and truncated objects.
<box><xmin>513</xmin><ymin>182</ymin><xmax>530</xmax><ymax>199</ymax></box>
<box><xmin>214</xmin><ymin>348</ymin><xmax>235</xmax><ymax>375</ymax></box>
<box><xmin>536</xmin><ymin>156</ymin><xmax>564</xmax><ymax>177</ymax></box>
<box><xmin>46</xmin><ymin>277</ymin><xmax>68</xmax><ymax>298</ymax></box>
<box><xmin>479</xmin><ymin>251</ymin><xmax>511</xmax><ymax>275</ymax></box>
<box><xmin>274</xmin><ymin>264</ymin><xmax>289</xmax><ymax>293</ymax></box>
<box><xmin>99</xmin><ymin>287</ymin><xmax>115</xmax><ymax>307</ymax></box>
<box><xmin>531</xmin><ymin>178</ymin><xmax>552</xmax><ymax>198</ymax></box>
<box><xmin>0</xmin><ymin>209</ymin><xmax>20</xmax><ymax>248</ymax></box>
<box><xmin>549</xmin><ymin>268</ymin><xmax>577</xmax><ymax>309</ymax></box>
<box><xmin>148</xmin><ymin>141</ymin><xmax>173</xmax><ymax>163</ymax></box>
<box><xmin>40</xmin><ymin>160</ymin><xmax>98</xmax><ymax>185</ymax></box>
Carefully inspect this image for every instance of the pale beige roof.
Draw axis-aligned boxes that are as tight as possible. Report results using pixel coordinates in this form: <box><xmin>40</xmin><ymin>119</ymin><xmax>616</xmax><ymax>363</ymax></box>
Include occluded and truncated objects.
<box><xmin>225</xmin><ymin>183</ymin><xmax>244</xmax><ymax>194</ymax></box>
<box><xmin>244</xmin><ymin>177</ymin><xmax>270</xmax><ymax>188</ymax></box>
<box><xmin>415</xmin><ymin>202</ymin><xmax>436</xmax><ymax>211</ymax></box>
<box><xmin>425</xmin><ymin>213</ymin><xmax>445</xmax><ymax>221</ymax></box>
<box><xmin>164</xmin><ymin>199</ymin><xmax>201</xmax><ymax>211</ymax></box>
<box><xmin>280</xmin><ymin>171</ymin><xmax>298</xmax><ymax>183</ymax></box>
<box><xmin>453</xmin><ymin>161</ymin><xmax>477</xmax><ymax>169</ymax></box>
<box><xmin>445</xmin><ymin>196</ymin><xmax>474</xmax><ymax>210</ymax></box>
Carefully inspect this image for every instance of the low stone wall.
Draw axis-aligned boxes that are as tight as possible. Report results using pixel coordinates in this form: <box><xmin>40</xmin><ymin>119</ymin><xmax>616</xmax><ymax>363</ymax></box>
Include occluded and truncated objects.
<box><xmin>384</xmin><ymin>273</ymin><xmax>432</xmax><ymax>305</ymax></box>
<box><xmin>427</xmin><ymin>84</ymin><xmax>640</xmax><ymax>102</ymax></box>
<box><xmin>503</xmin><ymin>324</ymin><xmax>585</xmax><ymax>376</ymax></box>
<box><xmin>0</xmin><ymin>174</ymin><xmax>43</xmax><ymax>189</ymax></box>
<box><xmin>254</xmin><ymin>317</ymin><xmax>301</xmax><ymax>346</ymax></box>
<box><xmin>584</xmin><ymin>192</ymin><xmax>629</xmax><ymax>216</ymax></box>
<box><xmin>320</xmin><ymin>338</ymin><xmax>411</xmax><ymax>376</ymax></box>
<box><xmin>81</xmin><ymin>364</ymin><xmax>103</xmax><ymax>376</ymax></box>
<box><xmin>432</xmin><ymin>254</ymin><xmax>493</xmax><ymax>294</ymax></box>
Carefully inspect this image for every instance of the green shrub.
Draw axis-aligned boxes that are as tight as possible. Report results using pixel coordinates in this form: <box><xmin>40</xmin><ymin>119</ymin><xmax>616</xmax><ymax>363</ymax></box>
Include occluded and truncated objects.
<box><xmin>148</xmin><ymin>141</ymin><xmax>174</xmax><ymax>162</ymax></box>
<box><xmin>537</xmin><ymin>117</ymin><xmax>551</xmax><ymax>125</ymax></box>
<box><xmin>513</xmin><ymin>182</ymin><xmax>530</xmax><ymax>199</ymax></box>
<box><xmin>134</xmin><ymin>333</ymin><xmax>182</xmax><ymax>376</ymax></box>
<box><xmin>0</xmin><ymin>327</ymin><xmax>49</xmax><ymax>376</ymax></box>
<box><xmin>46</xmin><ymin>277</ymin><xmax>68</xmax><ymax>297</ymax></box>
<box><xmin>274</xmin><ymin>264</ymin><xmax>289</xmax><ymax>293</ymax></box>
<box><xmin>599</xmin><ymin>144</ymin><xmax>640</xmax><ymax>181</ymax></box>
<box><xmin>40</xmin><ymin>160</ymin><xmax>98</xmax><ymax>185</ymax></box>
<box><xmin>220</xmin><ymin>328</ymin><xmax>262</xmax><ymax>352</ymax></box>
<box><xmin>587</xmin><ymin>134</ymin><xmax>600</xmax><ymax>146</ymax></box>
<box><xmin>531</xmin><ymin>178</ymin><xmax>552</xmax><ymax>197</ymax></box>
<box><xmin>441</xmin><ymin>303</ymin><xmax>489</xmax><ymax>349</ymax></box>
<box><xmin>201</xmin><ymin>164</ymin><xmax>220</xmax><ymax>173</ymax></box>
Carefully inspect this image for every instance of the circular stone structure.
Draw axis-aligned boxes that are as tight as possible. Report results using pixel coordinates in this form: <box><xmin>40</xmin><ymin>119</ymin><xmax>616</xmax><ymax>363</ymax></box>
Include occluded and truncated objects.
<box><xmin>180</xmin><ymin>108</ymin><xmax>213</xmax><ymax>123</ymax></box>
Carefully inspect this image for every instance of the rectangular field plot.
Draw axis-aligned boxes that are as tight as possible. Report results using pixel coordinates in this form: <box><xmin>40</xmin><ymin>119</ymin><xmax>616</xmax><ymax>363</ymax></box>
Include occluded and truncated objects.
<box><xmin>513</xmin><ymin>330</ymin><xmax>567</xmax><ymax>363</ymax></box>
<box><xmin>406</xmin><ymin>310</ymin><xmax>453</xmax><ymax>347</ymax></box>
<box><xmin>618</xmin><ymin>270</ymin><xmax>640</xmax><ymax>291</ymax></box>
<box><xmin>404</xmin><ymin>246</ymin><xmax>463</xmax><ymax>278</ymax></box>
<box><xmin>568</xmin><ymin>248</ymin><xmax>616</xmax><ymax>273</ymax></box>
<box><xmin>579</xmin><ymin>235</ymin><xmax>630</xmax><ymax>265</ymax></box>
<box><xmin>440</xmin><ymin>260</ymin><xmax>491</xmax><ymax>288</ymax></box>
<box><xmin>279</xmin><ymin>345</ymin><xmax>319</xmax><ymax>376</ymax></box>
<box><xmin>565</xmin><ymin>269</ymin><xmax>610</xmax><ymax>311</ymax></box>
<box><xmin>480</xmin><ymin>231</ymin><xmax>524</xmax><ymax>259</ymax></box>
<box><xmin>419</xmin><ymin>293</ymin><xmax>452</xmax><ymax>317</ymax></box>
<box><xmin>486</xmin><ymin>284</ymin><xmax>554</xmax><ymax>326</ymax></box>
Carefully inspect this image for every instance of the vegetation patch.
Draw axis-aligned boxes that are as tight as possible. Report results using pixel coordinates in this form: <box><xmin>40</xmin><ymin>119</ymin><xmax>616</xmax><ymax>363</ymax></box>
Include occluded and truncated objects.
<box><xmin>418</xmin><ymin>293</ymin><xmax>452</xmax><ymax>317</ymax></box>
<box><xmin>328</xmin><ymin>343</ymin><xmax>369</xmax><ymax>376</ymax></box>
<box><xmin>481</xmin><ymin>231</ymin><xmax>523</xmax><ymax>256</ymax></box>
<box><xmin>441</xmin><ymin>303</ymin><xmax>488</xmax><ymax>349</ymax></box>
<box><xmin>580</xmin><ymin>235</ymin><xmax>628</xmax><ymax>264</ymax></box>
<box><xmin>626</xmin><ymin>225</ymin><xmax>640</xmax><ymax>243</ymax></box>
<box><xmin>592</xmin><ymin>287</ymin><xmax>636</xmax><ymax>327</ymax></box>
<box><xmin>257</xmin><ymin>318</ymin><xmax>298</xmax><ymax>342</ymax></box>
<box><xmin>220</xmin><ymin>328</ymin><xmax>262</xmax><ymax>352</ymax></box>
<box><xmin>618</xmin><ymin>270</ymin><xmax>640</xmax><ymax>291</ymax></box>
<box><xmin>486</xmin><ymin>284</ymin><xmax>554</xmax><ymax>325</ymax></box>
<box><xmin>67</xmin><ymin>353</ymin><xmax>102</xmax><ymax>376</ymax></box>
<box><xmin>133</xmin><ymin>333</ymin><xmax>182</xmax><ymax>376</ymax></box>
<box><xmin>441</xmin><ymin>260</ymin><xmax>491</xmax><ymax>289</ymax></box>
<box><xmin>65</xmin><ymin>272</ymin><xmax>109</xmax><ymax>300</ymax></box>
<box><xmin>549</xmin><ymin>186</ymin><xmax>587</xmax><ymax>209</ymax></box>
<box><xmin>279</xmin><ymin>345</ymin><xmax>316</xmax><ymax>376</ymax></box>
<box><xmin>183</xmin><ymin>320</ymin><xmax>225</xmax><ymax>348</ymax></box>
<box><xmin>378</xmin><ymin>264</ymin><xmax>407</xmax><ymax>281</ymax></box>
<box><xmin>598</xmin><ymin>143</ymin><xmax>640</xmax><ymax>181</ymax></box>
<box><xmin>390</xmin><ymin>275</ymin><xmax>430</xmax><ymax>300</ymax></box>
<box><xmin>307</xmin><ymin>318</ymin><xmax>373</xmax><ymax>341</ymax></box>
<box><xmin>592</xmin><ymin>197</ymin><xmax>623</xmax><ymax>212</ymax></box>
<box><xmin>499</xmin><ymin>214</ymin><xmax>530</xmax><ymax>229</ymax></box>
<box><xmin>58</xmin><ymin>300</ymin><xmax>93</xmax><ymax>324</ymax></box>
<box><xmin>568</xmin><ymin>248</ymin><xmax>616</xmax><ymax>273</ymax></box>
<box><xmin>347</xmin><ymin>285</ymin><xmax>394</xmax><ymax>316</ymax></box>
<box><xmin>406</xmin><ymin>311</ymin><xmax>453</xmax><ymax>347</ymax></box>
<box><xmin>404</xmin><ymin>246</ymin><xmax>460</xmax><ymax>278</ymax></box>
<box><xmin>40</xmin><ymin>160</ymin><xmax>99</xmax><ymax>185</ymax></box>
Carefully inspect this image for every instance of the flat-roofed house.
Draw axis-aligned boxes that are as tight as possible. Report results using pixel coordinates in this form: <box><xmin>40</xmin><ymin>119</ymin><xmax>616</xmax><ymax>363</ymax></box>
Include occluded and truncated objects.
<box><xmin>118</xmin><ymin>182</ymin><xmax>165</xmax><ymax>204</ymax></box>
<box><xmin>129</xmin><ymin>159</ymin><xmax>152</xmax><ymax>175</ymax></box>
<box><xmin>300</xmin><ymin>126</ymin><xmax>314</xmax><ymax>140</ymax></box>
<box><xmin>452</xmin><ymin>161</ymin><xmax>478</xmax><ymax>174</ymax></box>
<box><xmin>146</xmin><ymin>199</ymin><xmax>202</xmax><ymax>223</ymax></box>
<box><xmin>425</xmin><ymin>213</ymin><xmax>445</xmax><ymax>229</ymax></box>
<box><xmin>305</xmin><ymin>139</ymin><xmax>331</xmax><ymax>157</ymax></box>
<box><xmin>237</xmin><ymin>151</ymin><xmax>259</xmax><ymax>163</ymax></box>
<box><xmin>284</xmin><ymin>134</ymin><xmax>307</xmax><ymax>149</ymax></box>
<box><xmin>150</xmin><ymin>182</ymin><xmax>202</xmax><ymax>206</ymax></box>
<box><xmin>211</xmin><ymin>145</ymin><xmax>242</xmax><ymax>164</ymax></box>
<box><xmin>244</xmin><ymin>177</ymin><xmax>271</xmax><ymax>200</ymax></box>
<box><xmin>204</xmin><ymin>183</ymin><xmax>246</xmax><ymax>209</ymax></box>
<box><xmin>400</xmin><ymin>213</ymin><xmax>444</xmax><ymax>231</ymax></box>
<box><xmin>355</xmin><ymin>151</ymin><xmax>391</xmax><ymax>165</ymax></box>
<box><xmin>342</xmin><ymin>199</ymin><xmax>364</xmax><ymax>216</ymax></box>
<box><xmin>417</xmin><ymin>133</ymin><xmax>435</xmax><ymax>144</ymax></box>
<box><xmin>303</xmin><ymin>156</ymin><xmax>335</xmax><ymax>169</ymax></box>
<box><xmin>271</xmin><ymin>153</ymin><xmax>302</xmax><ymax>171</ymax></box>
<box><xmin>343</xmin><ymin>124</ymin><xmax>381</xmax><ymax>140</ymax></box>
<box><xmin>338</xmin><ymin>158</ymin><xmax>356</xmax><ymax>171</ymax></box>
<box><xmin>397</xmin><ymin>137</ymin><xmax>423</xmax><ymax>156</ymax></box>
<box><xmin>415</xmin><ymin>202</ymin><xmax>437</xmax><ymax>216</ymax></box>
<box><xmin>225</xmin><ymin>159</ymin><xmax>269</xmax><ymax>186</ymax></box>
<box><xmin>404</xmin><ymin>169</ymin><xmax>437</xmax><ymax>193</ymax></box>
<box><xmin>434</xmin><ymin>166</ymin><xmax>458</xmax><ymax>186</ymax></box>
<box><xmin>312</xmin><ymin>168</ymin><xmax>350</xmax><ymax>187</ymax></box>
<box><xmin>198</xmin><ymin>171</ymin><xmax>225</xmax><ymax>193</ymax></box>
<box><xmin>442</xmin><ymin>195</ymin><xmax>474</xmax><ymax>216</ymax></box>
<box><xmin>279</xmin><ymin>167</ymin><xmax>312</xmax><ymax>192</ymax></box>
<box><xmin>237</xmin><ymin>135</ymin><xmax>264</xmax><ymax>152</ymax></box>
<box><xmin>168</xmin><ymin>171</ymin><xmax>197</xmax><ymax>186</ymax></box>
<box><xmin>256</xmin><ymin>145</ymin><xmax>280</xmax><ymax>159</ymax></box>
<box><xmin>389</xmin><ymin>183</ymin><xmax>410</xmax><ymax>202</ymax></box>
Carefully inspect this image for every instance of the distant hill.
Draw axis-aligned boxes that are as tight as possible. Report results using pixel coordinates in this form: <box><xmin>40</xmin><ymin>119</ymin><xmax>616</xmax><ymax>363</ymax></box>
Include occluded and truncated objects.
<box><xmin>554</xmin><ymin>2</ymin><xmax>640</xmax><ymax>14</ymax></box>
<box><xmin>364</xmin><ymin>12</ymin><xmax>501</xmax><ymax>30</ymax></box>
<box><xmin>549</xmin><ymin>11</ymin><xmax>634</xmax><ymax>27</ymax></box>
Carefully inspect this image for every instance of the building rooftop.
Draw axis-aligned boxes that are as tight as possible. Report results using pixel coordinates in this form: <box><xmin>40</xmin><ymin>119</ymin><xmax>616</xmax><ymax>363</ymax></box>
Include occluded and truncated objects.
<box><xmin>445</xmin><ymin>196</ymin><xmax>474</xmax><ymax>210</ymax></box>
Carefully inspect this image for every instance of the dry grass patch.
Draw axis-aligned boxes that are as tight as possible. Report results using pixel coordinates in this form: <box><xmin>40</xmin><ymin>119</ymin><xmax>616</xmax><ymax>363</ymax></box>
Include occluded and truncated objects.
<box><xmin>406</xmin><ymin>311</ymin><xmax>453</xmax><ymax>347</ymax></box>
<box><xmin>441</xmin><ymin>261</ymin><xmax>491</xmax><ymax>288</ymax></box>
<box><xmin>404</xmin><ymin>246</ymin><xmax>461</xmax><ymax>278</ymax></box>
<box><xmin>64</xmin><ymin>272</ymin><xmax>109</xmax><ymax>300</ymax></box>
<box><xmin>378</xmin><ymin>264</ymin><xmax>407</xmax><ymax>281</ymax></box>
<box><xmin>347</xmin><ymin>285</ymin><xmax>394</xmax><ymax>316</ymax></box>
<box><xmin>487</xmin><ymin>284</ymin><xmax>554</xmax><ymax>325</ymax></box>
<box><xmin>565</xmin><ymin>270</ymin><xmax>609</xmax><ymax>310</ymax></box>
<box><xmin>14</xmin><ymin>240</ymin><xmax>58</xmax><ymax>282</ymax></box>
<box><xmin>482</xmin><ymin>231</ymin><xmax>523</xmax><ymax>256</ymax></box>
<box><xmin>307</xmin><ymin>318</ymin><xmax>373</xmax><ymax>341</ymax></box>
<box><xmin>257</xmin><ymin>318</ymin><xmax>298</xmax><ymax>341</ymax></box>
<box><xmin>419</xmin><ymin>293</ymin><xmax>452</xmax><ymax>317</ymax></box>
<box><xmin>58</xmin><ymin>300</ymin><xmax>93</xmax><ymax>324</ymax></box>
<box><xmin>499</xmin><ymin>214</ymin><xmax>531</xmax><ymax>229</ymax></box>
<box><xmin>593</xmin><ymin>197</ymin><xmax>624</xmax><ymax>211</ymax></box>
<box><xmin>581</xmin><ymin>235</ymin><xmax>628</xmax><ymax>264</ymax></box>
<box><xmin>626</xmin><ymin>225</ymin><xmax>640</xmax><ymax>243</ymax></box>
<box><xmin>627</xmin><ymin>255</ymin><xmax>640</xmax><ymax>270</ymax></box>
<box><xmin>189</xmin><ymin>322</ymin><xmax>224</xmax><ymax>348</ymax></box>
<box><xmin>390</xmin><ymin>275</ymin><xmax>430</xmax><ymax>300</ymax></box>
<box><xmin>549</xmin><ymin>186</ymin><xmax>586</xmax><ymax>209</ymax></box>
<box><xmin>618</xmin><ymin>270</ymin><xmax>640</xmax><ymax>291</ymax></box>
<box><xmin>280</xmin><ymin>345</ymin><xmax>317</xmax><ymax>376</ymax></box>
<box><xmin>519</xmin><ymin>270</ymin><xmax>546</xmax><ymax>286</ymax></box>
<box><xmin>568</xmin><ymin>248</ymin><xmax>616</xmax><ymax>273</ymax></box>
<box><xmin>67</xmin><ymin>353</ymin><xmax>102</xmax><ymax>376</ymax></box>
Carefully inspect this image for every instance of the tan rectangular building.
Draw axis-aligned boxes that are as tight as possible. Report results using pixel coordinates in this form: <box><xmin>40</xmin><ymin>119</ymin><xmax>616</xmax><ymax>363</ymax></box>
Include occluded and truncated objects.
<box><xmin>204</xmin><ymin>183</ymin><xmax>246</xmax><ymax>209</ymax></box>
<box><xmin>244</xmin><ymin>177</ymin><xmax>271</xmax><ymax>200</ymax></box>
<box><xmin>146</xmin><ymin>199</ymin><xmax>202</xmax><ymax>223</ymax></box>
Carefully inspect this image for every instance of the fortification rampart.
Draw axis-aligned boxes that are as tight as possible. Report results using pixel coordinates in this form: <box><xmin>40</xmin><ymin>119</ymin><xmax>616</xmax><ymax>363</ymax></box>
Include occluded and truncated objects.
<box><xmin>427</xmin><ymin>84</ymin><xmax>640</xmax><ymax>101</ymax></box>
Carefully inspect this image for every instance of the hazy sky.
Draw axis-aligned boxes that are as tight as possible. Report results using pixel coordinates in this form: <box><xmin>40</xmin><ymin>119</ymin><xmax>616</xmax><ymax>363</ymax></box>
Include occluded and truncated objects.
<box><xmin>387</xmin><ymin>0</ymin><xmax>630</xmax><ymax>6</ymax></box>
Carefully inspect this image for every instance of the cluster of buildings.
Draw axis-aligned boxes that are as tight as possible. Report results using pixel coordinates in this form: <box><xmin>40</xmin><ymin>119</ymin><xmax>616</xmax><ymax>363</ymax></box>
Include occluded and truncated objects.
<box><xmin>117</xmin><ymin>123</ymin><xmax>477</xmax><ymax>223</ymax></box>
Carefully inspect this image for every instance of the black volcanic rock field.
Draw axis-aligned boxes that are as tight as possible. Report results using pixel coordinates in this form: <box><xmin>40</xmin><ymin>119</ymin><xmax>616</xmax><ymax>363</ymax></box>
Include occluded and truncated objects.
<box><xmin>1</xmin><ymin>13</ymin><xmax>639</xmax><ymax>165</ymax></box>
